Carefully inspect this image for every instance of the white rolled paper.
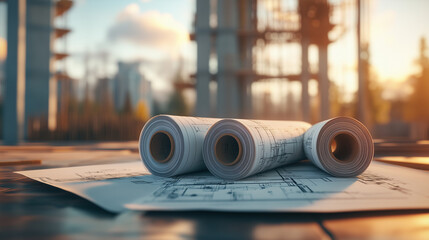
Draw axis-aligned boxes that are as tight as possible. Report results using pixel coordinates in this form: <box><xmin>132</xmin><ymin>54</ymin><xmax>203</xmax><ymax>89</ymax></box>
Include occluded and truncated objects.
<box><xmin>140</xmin><ymin>115</ymin><xmax>374</xmax><ymax>180</ymax></box>
<box><xmin>303</xmin><ymin>116</ymin><xmax>374</xmax><ymax>177</ymax></box>
<box><xmin>139</xmin><ymin>115</ymin><xmax>220</xmax><ymax>177</ymax></box>
<box><xmin>203</xmin><ymin>117</ymin><xmax>374</xmax><ymax>180</ymax></box>
<box><xmin>202</xmin><ymin>119</ymin><xmax>312</xmax><ymax>180</ymax></box>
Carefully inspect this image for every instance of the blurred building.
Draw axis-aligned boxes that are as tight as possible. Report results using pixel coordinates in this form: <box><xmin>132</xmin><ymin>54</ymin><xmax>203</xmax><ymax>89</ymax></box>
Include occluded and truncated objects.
<box><xmin>25</xmin><ymin>0</ymin><xmax>72</xmax><ymax>131</ymax></box>
<box><xmin>113</xmin><ymin>61</ymin><xmax>152</xmax><ymax>115</ymax></box>
<box><xmin>3</xmin><ymin>0</ymin><xmax>72</xmax><ymax>144</ymax></box>
<box><xmin>95</xmin><ymin>77</ymin><xmax>114</xmax><ymax>108</ymax></box>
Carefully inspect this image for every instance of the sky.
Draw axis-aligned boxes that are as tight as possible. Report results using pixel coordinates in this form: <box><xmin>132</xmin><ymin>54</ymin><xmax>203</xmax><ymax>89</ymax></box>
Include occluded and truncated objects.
<box><xmin>60</xmin><ymin>0</ymin><xmax>195</xmax><ymax>93</ymax></box>
<box><xmin>370</xmin><ymin>0</ymin><xmax>429</xmax><ymax>81</ymax></box>
<box><xmin>0</xmin><ymin>0</ymin><xmax>428</xmax><ymax>101</ymax></box>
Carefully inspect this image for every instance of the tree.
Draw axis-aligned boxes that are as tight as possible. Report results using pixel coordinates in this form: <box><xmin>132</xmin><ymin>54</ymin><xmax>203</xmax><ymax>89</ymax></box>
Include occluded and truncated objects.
<box><xmin>135</xmin><ymin>100</ymin><xmax>150</xmax><ymax>121</ymax></box>
<box><xmin>366</xmin><ymin>70</ymin><xmax>391</xmax><ymax>125</ymax></box>
<box><xmin>352</xmin><ymin>49</ymin><xmax>391</xmax><ymax>127</ymax></box>
<box><xmin>166</xmin><ymin>89</ymin><xmax>188</xmax><ymax>116</ymax></box>
<box><xmin>165</xmin><ymin>56</ymin><xmax>189</xmax><ymax>116</ymax></box>
<box><xmin>121</xmin><ymin>92</ymin><xmax>133</xmax><ymax>115</ymax></box>
<box><xmin>406</xmin><ymin>37</ymin><xmax>429</xmax><ymax>139</ymax></box>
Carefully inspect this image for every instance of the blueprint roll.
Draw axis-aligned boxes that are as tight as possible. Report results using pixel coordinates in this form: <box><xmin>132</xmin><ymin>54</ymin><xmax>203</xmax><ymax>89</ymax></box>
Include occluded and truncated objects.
<box><xmin>203</xmin><ymin>119</ymin><xmax>312</xmax><ymax>180</ymax></box>
<box><xmin>303</xmin><ymin>117</ymin><xmax>374</xmax><ymax>177</ymax></box>
<box><xmin>139</xmin><ymin>115</ymin><xmax>220</xmax><ymax>177</ymax></box>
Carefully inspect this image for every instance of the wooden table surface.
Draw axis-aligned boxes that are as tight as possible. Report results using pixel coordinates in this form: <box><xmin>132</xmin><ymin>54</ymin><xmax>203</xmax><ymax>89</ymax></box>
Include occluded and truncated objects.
<box><xmin>1</xmin><ymin>142</ymin><xmax>429</xmax><ymax>240</ymax></box>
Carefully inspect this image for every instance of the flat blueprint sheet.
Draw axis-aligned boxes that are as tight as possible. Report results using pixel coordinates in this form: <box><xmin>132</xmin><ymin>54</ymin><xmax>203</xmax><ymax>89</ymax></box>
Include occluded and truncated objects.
<box><xmin>17</xmin><ymin>161</ymin><xmax>429</xmax><ymax>213</ymax></box>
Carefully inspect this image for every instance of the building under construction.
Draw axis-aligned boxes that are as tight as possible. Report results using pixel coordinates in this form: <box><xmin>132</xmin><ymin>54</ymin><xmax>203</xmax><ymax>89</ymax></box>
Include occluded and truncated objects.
<box><xmin>192</xmin><ymin>0</ymin><xmax>369</xmax><ymax>123</ymax></box>
<box><xmin>3</xmin><ymin>0</ymin><xmax>73</xmax><ymax>144</ymax></box>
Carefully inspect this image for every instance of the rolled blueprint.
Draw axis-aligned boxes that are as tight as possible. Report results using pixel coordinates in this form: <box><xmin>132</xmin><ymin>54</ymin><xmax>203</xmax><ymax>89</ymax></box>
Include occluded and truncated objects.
<box><xmin>139</xmin><ymin>115</ymin><xmax>220</xmax><ymax>177</ymax></box>
<box><xmin>202</xmin><ymin>119</ymin><xmax>312</xmax><ymax>180</ymax></box>
<box><xmin>303</xmin><ymin>117</ymin><xmax>374</xmax><ymax>177</ymax></box>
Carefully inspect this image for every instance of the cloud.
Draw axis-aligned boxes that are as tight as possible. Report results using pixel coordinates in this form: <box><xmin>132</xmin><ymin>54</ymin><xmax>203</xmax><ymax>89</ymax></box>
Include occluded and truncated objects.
<box><xmin>107</xmin><ymin>4</ymin><xmax>189</xmax><ymax>53</ymax></box>
<box><xmin>0</xmin><ymin>37</ymin><xmax>6</xmax><ymax>61</ymax></box>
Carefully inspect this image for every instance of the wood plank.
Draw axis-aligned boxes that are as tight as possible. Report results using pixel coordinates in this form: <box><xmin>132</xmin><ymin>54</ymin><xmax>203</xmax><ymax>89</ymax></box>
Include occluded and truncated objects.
<box><xmin>323</xmin><ymin>212</ymin><xmax>429</xmax><ymax>239</ymax></box>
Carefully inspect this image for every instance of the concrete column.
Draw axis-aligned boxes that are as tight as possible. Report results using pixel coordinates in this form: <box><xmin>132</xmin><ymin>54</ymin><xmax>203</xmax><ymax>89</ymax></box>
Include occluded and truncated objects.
<box><xmin>25</xmin><ymin>0</ymin><xmax>54</xmax><ymax>130</ymax></box>
<box><xmin>3</xmin><ymin>0</ymin><xmax>26</xmax><ymax>145</ymax></box>
<box><xmin>318</xmin><ymin>45</ymin><xmax>330</xmax><ymax>120</ymax></box>
<box><xmin>216</xmin><ymin>0</ymin><xmax>240</xmax><ymax>118</ymax></box>
<box><xmin>301</xmin><ymin>39</ymin><xmax>310</xmax><ymax>122</ymax></box>
<box><xmin>195</xmin><ymin>0</ymin><xmax>211</xmax><ymax>117</ymax></box>
<box><xmin>239</xmin><ymin>0</ymin><xmax>254</xmax><ymax>119</ymax></box>
<box><xmin>357</xmin><ymin>0</ymin><xmax>368</xmax><ymax>125</ymax></box>
<box><xmin>299</xmin><ymin>0</ymin><xmax>311</xmax><ymax>122</ymax></box>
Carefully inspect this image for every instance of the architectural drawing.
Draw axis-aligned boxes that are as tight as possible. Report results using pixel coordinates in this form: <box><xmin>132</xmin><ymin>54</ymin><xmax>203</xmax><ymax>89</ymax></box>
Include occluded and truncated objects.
<box><xmin>203</xmin><ymin>119</ymin><xmax>311</xmax><ymax>180</ymax></box>
<box><xmin>17</xmin><ymin>161</ymin><xmax>429</xmax><ymax>213</ymax></box>
<box><xmin>140</xmin><ymin>162</ymin><xmax>416</xmax><ymax>204</ymax></box>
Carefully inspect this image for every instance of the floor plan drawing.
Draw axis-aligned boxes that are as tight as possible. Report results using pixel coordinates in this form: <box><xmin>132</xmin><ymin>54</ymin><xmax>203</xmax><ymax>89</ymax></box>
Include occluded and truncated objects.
<box><xmin>17</xmin><ymin>161</ymin><xmax>429</xmax><ymax>213</ymax></box>
<box><xmin>139</xmin><ymin>162</ymin><xmax>417</xmax><ymax>205</ymax></box>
